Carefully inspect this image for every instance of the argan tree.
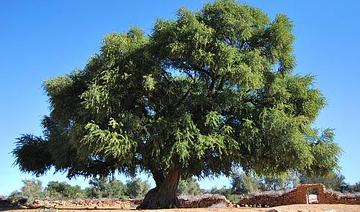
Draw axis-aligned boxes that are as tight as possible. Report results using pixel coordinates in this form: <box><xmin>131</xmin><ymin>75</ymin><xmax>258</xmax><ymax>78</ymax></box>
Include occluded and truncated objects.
<box><xmin>13</xmin><ymin>0</ymin><xmax>341</xmax><ymax>209</ymax></box>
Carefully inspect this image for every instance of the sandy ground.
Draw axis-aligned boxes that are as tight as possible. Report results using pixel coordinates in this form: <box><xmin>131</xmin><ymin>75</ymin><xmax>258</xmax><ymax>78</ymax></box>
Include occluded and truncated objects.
<box><xmin>3</xmin><ymin>204</ymin><xmax>360</xmax><ymax>212</ymax></box>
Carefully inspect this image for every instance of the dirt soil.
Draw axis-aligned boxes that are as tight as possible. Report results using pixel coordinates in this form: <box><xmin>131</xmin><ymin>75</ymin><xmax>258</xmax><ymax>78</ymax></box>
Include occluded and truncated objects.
<box><xmin>3</xmin><ymin>204</ymin><xmax>360</xmax><ymax>212</ymax></box>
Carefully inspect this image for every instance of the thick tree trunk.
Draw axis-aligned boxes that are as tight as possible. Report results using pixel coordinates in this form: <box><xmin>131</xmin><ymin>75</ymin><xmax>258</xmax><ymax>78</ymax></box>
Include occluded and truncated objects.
<box><xmin>137</xmin><ymin>168</ymin><xmax>180</xmax><ymax>209</ymax></box>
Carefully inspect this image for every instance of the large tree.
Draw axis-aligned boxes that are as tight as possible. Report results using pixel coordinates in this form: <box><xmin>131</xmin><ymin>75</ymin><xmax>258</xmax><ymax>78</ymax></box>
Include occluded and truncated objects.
<box><xmin>13</xmin><ymin>0</ymin><xmax>341</xmax><ymax>209</ymax></box>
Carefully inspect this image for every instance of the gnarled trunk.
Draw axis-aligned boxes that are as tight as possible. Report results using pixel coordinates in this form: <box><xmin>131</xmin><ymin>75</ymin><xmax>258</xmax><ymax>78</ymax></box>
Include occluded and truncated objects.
<box><xmin>138</xmin><ymin>168</ymin><xmax>180</xmax><ymax>209</ymax></box>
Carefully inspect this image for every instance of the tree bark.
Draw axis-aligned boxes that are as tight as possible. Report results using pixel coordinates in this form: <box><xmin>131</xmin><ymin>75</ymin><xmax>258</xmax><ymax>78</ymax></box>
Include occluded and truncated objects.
<box><xmin>137</xmin><ymin>167</ymin><xmax>181</xmax><ymax>209</ymax></box>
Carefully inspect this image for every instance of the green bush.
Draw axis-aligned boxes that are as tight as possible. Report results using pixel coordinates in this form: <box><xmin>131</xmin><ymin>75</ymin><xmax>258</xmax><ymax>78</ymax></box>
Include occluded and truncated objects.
<box><xmin>125</xmin><ymin>178</ymin><xmax>150</xmax><ymax>199</ymax></box>
<box><xmin>45</xmin><ymin>181</ymin><xmax>85</xmax><ymax>198</ymax></box>
<box><xmin>86</xmin><ymin>177</ymin><xmax>127</xmax><ymax>198</ymax></box>
<box><xmin>177</xmin><ymin>178</ymin><xmax>202</xmax><ymax>196</ymax></box>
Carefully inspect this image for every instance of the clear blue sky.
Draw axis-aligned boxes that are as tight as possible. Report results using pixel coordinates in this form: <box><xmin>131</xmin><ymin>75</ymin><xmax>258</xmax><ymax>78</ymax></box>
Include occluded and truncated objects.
<box><xmin>1</xmin><ymin>0</ymin><xmax>359</xmax><ymax>195</ymax></box>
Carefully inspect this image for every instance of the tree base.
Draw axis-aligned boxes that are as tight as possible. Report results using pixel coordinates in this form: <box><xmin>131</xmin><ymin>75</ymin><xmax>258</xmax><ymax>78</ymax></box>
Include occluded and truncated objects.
<box><xmin>137</xmin><ymin>187</ymin><xmax>180</xmax><ymax>209</ymax></box>
<box><xmin>138</xmin><ymin>167</ymin><xmax>181</xmax><ymax>209</ymax></box>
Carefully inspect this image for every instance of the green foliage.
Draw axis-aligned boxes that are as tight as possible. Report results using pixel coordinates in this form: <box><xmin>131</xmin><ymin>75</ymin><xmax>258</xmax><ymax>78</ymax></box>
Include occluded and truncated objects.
<box><xmin>259</xmin><ymin>172</ymin><xmax>300</xmax><ymax>191</ymax></box>
<box><xmin>13</xmin><ymin>0</ymin><xmax>340</xmax><ymax>193</ymax></box>
<box><xmin>226</xmin><ymin>194</ymin><xmax>241</xmax><ymax>203</ymax></box>
<box><xmin>9</xmin><ymin>179</ymin><xmax>44</xmax><ymax>204</ymax></box>
<box><xmin>177</xmin><ymin>178</ymin><xmax>202</xmax><ymax>195</ymax></box>
<box><xmin>125</xmin><ymin>178</ymin><xmax>150</xmax><ymax>199</ymax></box>
<box><xmin>8</xmin><ymin>177</ymin><xmax>150</xmax><ymax>201</ymax></box>
<box><xmin>210</xmin><ymin>186</ymin><xmax>232</xmax><ymax>196</ymax></box>
<box><xmin>230</xmin><ymin>170</ymin><xmax>300</xmax><ymax>194</ymax></box>
<box><xmin>231</xmin><ymin>172</ymin><xmax>259</xmax><ymax>194</ymax></box>
<box><xmin>13</xmin><ymin>135</ymin><xmax>52</xmax><ymax>176</ymax></box>
<box><xmin>86</xmin><ymin>177</ymin><xmax>127</xmax><ymax>198</ymax></box>
<box><xmin>305</xmin><ymin>129</ymin><xmax>342</xmax><ymax>176</ymax></box>
<box><xmin>45</xmin><ymin>181</ymin><xmax>85</xmax><ymax>198</ymax></box>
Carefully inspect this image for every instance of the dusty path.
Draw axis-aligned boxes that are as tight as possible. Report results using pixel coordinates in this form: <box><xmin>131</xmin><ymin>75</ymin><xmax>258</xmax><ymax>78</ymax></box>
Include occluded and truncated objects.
<box><xmin>3</xmin><ymin>204</ymin><xmax>360</xmax><ymax>212</ymax></box>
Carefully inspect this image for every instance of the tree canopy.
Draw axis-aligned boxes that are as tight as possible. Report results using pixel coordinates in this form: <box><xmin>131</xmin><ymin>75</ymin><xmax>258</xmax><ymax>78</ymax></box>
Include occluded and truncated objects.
<box><xmin>13</xmin><ymin>0</ymin><xmax>341</xmax><ymax>208</ymax></box>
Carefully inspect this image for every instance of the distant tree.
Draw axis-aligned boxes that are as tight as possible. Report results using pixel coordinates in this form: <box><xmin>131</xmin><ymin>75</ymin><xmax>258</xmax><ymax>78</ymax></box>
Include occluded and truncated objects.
<box><xmin>126</xmin><ymin>178</ymin><xmax>150</xmax><ymax>199</ymax></box>
<box><xmin>45</xmin><ymin>181</ymin><xmax>85</xmax><ymax>198</ymax></box>
<box><xmin>86</xmin><ymin>177</ymin><xmax>127</xmax><ymax>198</ymax></box>
<box><xmin>300</xmin><ymin>172</ymin><xmax>347</xmax><ymax>191</ymax></box>
<box><xmin>209</xmin><ymin>186</ymin><xmax>231</xmax><ymax>196</ymax></box>
<box><xmin>177</xmin><ymin>178</ymin><xmax>202</xmax><ymax>195</ymax></box>
<box><xmin>13</xmin><ymin>0</ymin><xmax>341</xmax><ymax>208</ymax></box>
<box><xmin>349</xmin><ymin>182</ymin><xmax>360</xmax><ymax>193</ymax></box>
<box><xmin>259</xmin><ymin>172</ymin><xmax>300</xmax><ymax>191</ymax></box>
<box><xmin>86</xmin><ymin>177</ymin><xmax>107</xmax><ymax>198</ymax></box>
<box><xmin>231</xmin><ymin>172</ymin><xmax>259</xmax><ymax>194</ymax></box>
<box><xmin>9</xmin><ymin>179</ymin><xmax>44</xmax><ymax>203</ymax></box>
<box><xmin>106</xmin><ymin>178</ymin><xmax>128</xmax><ymax>198</ymax></box>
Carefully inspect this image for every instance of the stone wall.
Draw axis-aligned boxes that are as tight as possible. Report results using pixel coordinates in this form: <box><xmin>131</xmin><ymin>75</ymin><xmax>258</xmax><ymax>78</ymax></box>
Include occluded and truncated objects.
<box><xmin>7</xmin><ymin>194</ymin><xmax>231</xmax><ymax>209</ymax></box>
<box><xmin>30</xmin><ymin>198</ymin><xmax>136</xmax><ymax>209</ymax></box>
<box><xmin>238</xmin><ymin>183</ymin><xmax>360</xmax><ymax>207</ymax></box>
<box><xmin>179</xmin><ymin>194</ymin><xmax>232</xmax><ymax>208</ymax></box>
